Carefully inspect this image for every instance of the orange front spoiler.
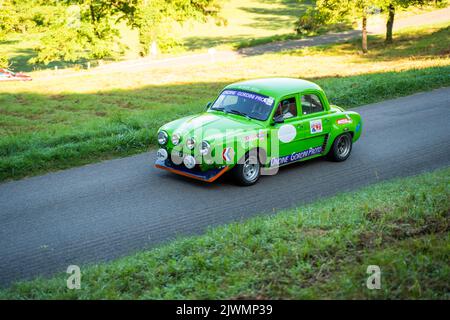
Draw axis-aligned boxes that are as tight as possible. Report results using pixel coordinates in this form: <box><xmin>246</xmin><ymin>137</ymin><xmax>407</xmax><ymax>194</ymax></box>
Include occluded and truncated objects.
<box><xmin>155</xmin><ymin>162</ymin><xmax>230</xmax><ymax>183</ymax></box>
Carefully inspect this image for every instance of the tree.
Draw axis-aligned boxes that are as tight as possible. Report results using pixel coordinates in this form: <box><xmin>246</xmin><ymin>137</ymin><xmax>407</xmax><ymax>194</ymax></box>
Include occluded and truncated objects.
<box><xmin>311</xmin><ymin>0</ymin><xmax>374</xmax><ymax>53</ymax></box>
<box><xmin>2</xmin><ymin>0</ymin><xmax>222</xmax><ymax>64</ymax></box>
<box><xmin>298</xmin><ymin>0</ymin><xmax>445</xmax><ymax>53</ymax></box>
<box><xmin>385</xmin><ymin>2</ymin><xmax>395</xmax><ymax>43</ymax></box>
<box><xmin>132</xmin><ymin>0</ymin><xmax>221</xmax><ymax>56</ymax></box>
<box><xmin>0</xmin><ymin>0</ymin><xmax>64</xmax><ymax>36</ymax></box>
<box><xmin>378</xmin><ymin>0</ymin><xmax>444</xmax><ymax>43</ymax></box>
<box><xmin>29</xmin><ymin>0</ymin><xmax>140</xmax><ymax>64</ymax></box>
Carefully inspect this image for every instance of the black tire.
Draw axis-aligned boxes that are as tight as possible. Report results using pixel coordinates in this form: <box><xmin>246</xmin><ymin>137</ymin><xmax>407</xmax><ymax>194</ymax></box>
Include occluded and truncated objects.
<box><xmin>329</xmin><ymin>133</ymin><xmax>353</xmax><ymax>162</ymax></box>
<box><xmin>233</xmin><ymin>151</ymin><xmax>261</xmax><ymax>186</ymax></box>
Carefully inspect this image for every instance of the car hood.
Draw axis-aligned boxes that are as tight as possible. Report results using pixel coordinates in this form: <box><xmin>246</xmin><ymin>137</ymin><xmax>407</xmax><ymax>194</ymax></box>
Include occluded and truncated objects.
<box><xmin>160</xmin><ymin>112</ymin><xmax>264</xmax><ymax>143</ymax></box>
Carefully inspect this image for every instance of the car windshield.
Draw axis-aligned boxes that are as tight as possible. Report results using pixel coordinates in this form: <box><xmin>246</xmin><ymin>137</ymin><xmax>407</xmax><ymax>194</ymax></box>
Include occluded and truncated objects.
<box><xmin>210</xmin><ymin>89</ymin><xmax>275</xmax><ymax>121</ymax></box>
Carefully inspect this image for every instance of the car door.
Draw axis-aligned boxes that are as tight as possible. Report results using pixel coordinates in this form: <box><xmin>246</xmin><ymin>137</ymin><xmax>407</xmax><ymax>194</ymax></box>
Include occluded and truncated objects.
<box><xmin>296</xmin><ymin>90</ymin><xmax>332</xmax><ymax>154</ymax></box>
<box><xmin>269</xmin><ymin>95</ymin><xmax>304</xmax><ymax>161</ymax></box>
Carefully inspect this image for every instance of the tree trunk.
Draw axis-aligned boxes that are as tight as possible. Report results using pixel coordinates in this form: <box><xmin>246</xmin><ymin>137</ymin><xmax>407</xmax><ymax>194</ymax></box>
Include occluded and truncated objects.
<box><xmin>362</xmin><ymin>14</ymin><xmax>368</xmax><ymax>53</ymax></box>
<box><xmin>386</xmin><ymin>4</ymin><xmax>395</xmax><ymax>43</ymax></box>
<box><xmin>90</xmin><ymin>5</ymin><xmax>99</xmax><ymax>37</ymax></box>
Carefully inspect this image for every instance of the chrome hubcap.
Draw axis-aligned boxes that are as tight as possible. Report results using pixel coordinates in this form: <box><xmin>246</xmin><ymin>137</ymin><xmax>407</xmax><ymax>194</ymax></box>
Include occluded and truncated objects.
<box><xmin>243</xmin><ymin>156</ymin><xmax>259</xmax><ymax>182</ymax></box>
<box><xmin>337</xmin><ymin>135</ymin><xmax>351</xmax><ymax>157</ymax></box>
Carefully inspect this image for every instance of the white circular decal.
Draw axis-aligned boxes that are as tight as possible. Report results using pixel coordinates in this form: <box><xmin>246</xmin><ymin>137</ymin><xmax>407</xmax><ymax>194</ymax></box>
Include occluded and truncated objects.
<box><xmin>278</xmin><ymin>124</ymin><xmax>296</xmax><ymax>143</ymax></box>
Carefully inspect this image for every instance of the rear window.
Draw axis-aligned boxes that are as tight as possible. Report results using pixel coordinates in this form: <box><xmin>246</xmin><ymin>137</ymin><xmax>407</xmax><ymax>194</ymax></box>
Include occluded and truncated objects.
<box><xmin>301</xmin><ymin>94</ymin><xmax>324</xmax><ymax>115</ymax></box>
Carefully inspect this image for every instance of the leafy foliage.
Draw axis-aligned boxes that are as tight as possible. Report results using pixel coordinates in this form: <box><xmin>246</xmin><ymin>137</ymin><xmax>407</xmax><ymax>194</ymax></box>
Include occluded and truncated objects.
<box><xmin>133</xmin><ymin>0</ymin><xmax>221</xmax><ymax>56</ymax></box>
<box><xmin>296</xmin><ymin>0</ymin><xmax>446</xmax><ymax>35</ymax></box>
<box><xmin>28</xmin><ymin>0</ymin><xmax>137</xmax><ymax>64</ymax></box>
<box><xmin>1</xmin><ymin>0</ymin><xmax>221</xmax><ymax>65</ymax></box>
<box><xmin>295</xmin><ymin>7</ymin><xmax>333</xmax><ymax>35</ymax></box>
<box><xmin>296</xmin><ymin>0</ymin><xmax>445</xmax><ymax>52</ymax></box>
<box><xmin>0</xmin><ymin>56</ymin><xmax>10</xmax><ymax>69</ymax></box>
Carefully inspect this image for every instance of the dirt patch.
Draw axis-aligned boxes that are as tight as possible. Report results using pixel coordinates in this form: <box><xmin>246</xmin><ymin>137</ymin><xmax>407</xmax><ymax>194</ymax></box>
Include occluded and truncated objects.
<box><xmin>302</xmin><ymin>228</ymin><xmax>329</xmax><ymax>237</ymax></box>
<box><xmin>389</xmin><ymin>215</ymin><xmax>449</xmax><ymax>240</ymax></box>
<box><xmin>14</xmin><ymin>95</ymin><xmax>28</xmax><ymax>105</ymax></box>
<box><xmin>358</xmin><ymin>231</ymin><xmax>380</xmax><ymax>249</ymax></box>
<box><xmin>365</xmin><ymin>208</ymin><xmax>389</xmax><ymax>222</ymax></box>
<box><xmin>117</xmin><ymin>101</ymin><xmax>135</xmax><ymax>109</ymax></box>
<box><xmin>0</xmin><ymin>108</ymin><xmax>42</xmax><ymax>120</ymax></box>
<box><xmin>360</xmin><ymin>210</ymin><xmax>449</xmax><ymax>248</ymax></box>
<box><xmin>438</xmin><ymin>48</ymin><xmax>450</xmax><ymax>56</ymax></box>
<box><xmin>50</xmin><ymin>95</ymin><xmax>66</xmax><ymax>100</ymax></box>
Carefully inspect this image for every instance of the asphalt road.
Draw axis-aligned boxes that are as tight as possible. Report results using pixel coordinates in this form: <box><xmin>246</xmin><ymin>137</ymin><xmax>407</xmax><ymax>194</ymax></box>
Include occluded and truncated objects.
<box><xmin>1</xmin><ymin>88</ymin><xmax>449</xmax><ymax>287</ymax></box>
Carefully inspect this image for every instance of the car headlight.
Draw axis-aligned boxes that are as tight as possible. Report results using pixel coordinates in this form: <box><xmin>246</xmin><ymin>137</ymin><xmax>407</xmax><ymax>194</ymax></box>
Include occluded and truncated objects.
<box><xmin>200</xmin><ymin>140</ymin><xmax>211</xmax><ymax>155</ymax></box>
<box><xmin>171</xmin><ymin>133</ymin><xmax>181</xmax><ymax>146</ymax></box>
<box><xmin>186</xmin><ymin>137</ymin><xmax>196</xmax><ymax>150</ymax></box>
<box><xmin>183</xmin><ymin>155</ymin><xmax>196</xmax><ymax>169</ymax></box>
<box><xmin>157</xmin><ymin>131</ymin><xmax>168</xmax><ymax>145</ymax></box>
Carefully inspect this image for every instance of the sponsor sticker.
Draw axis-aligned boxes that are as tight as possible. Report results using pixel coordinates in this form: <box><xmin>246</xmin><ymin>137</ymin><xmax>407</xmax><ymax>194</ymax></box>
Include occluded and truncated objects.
<box><xmin>222</xmin><ymin>147</ymin><xmax>235</xmax><ymax>162</ymax></box>
<box><xmin>337</xmin><ymin>118</ymin><xmax>352</xmax><ymax>125</ymax></box>
<box><xmin>244</xmin><ymin>132</ymin><xmax>265</xmax><ymax>143</ymax></box>
<box><xmin>310</xmin><ymin>119</ymin><xmax>323</xmax><ymax>134</ymax></box>
<box><xmin>263</xmin><ymin>97</ymin><xmax>274</xmax><ymax>106</ymax></box>
<box><xmin>278</xmin><ymin>124</ymin><xmax>297</xmax><ymax>143</ymax></box>
<box><xmin>270</xmin><ymin>146</ymin><xmax>323</xmax><ymax>167</ymax></box>
<box><xmin>221</xmin><ymin>90</ymin><xmax>275</xmax><ymax>106</ymax></box>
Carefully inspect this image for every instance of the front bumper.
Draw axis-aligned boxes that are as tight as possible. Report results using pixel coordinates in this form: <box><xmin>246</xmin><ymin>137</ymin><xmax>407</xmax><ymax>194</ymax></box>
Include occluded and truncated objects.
<box><xmin>155</xmin><ymin>159</ymin><xmax>229</xmax><ymax>183</ymax></box>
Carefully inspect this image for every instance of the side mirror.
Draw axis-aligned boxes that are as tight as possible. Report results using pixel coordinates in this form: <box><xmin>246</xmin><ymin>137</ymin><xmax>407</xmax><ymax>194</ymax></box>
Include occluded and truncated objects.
<box><xmin>205</xmin><ymin>101</ymin><xmax>212</xmax><ymax>110</ymax></box>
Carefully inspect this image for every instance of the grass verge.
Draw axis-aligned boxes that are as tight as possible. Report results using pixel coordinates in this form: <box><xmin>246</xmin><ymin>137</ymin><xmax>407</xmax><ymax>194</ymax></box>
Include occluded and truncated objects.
<box><xmin>1</xmin><ymin>167</ymin><xmax>448</xmax><ymax>299</ymax></box>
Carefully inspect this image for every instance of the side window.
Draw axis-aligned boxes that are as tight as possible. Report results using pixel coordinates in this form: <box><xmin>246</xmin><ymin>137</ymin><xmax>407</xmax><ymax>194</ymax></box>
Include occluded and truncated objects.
<box><xmin>273</xmin><ymin>97</ymin><xmax>297</xmax><ymax>120</ymax></box>
<box><xmin>301</xmin><ymin>94</ymin><xmax>324</xmax><ymax>115</ymax></box>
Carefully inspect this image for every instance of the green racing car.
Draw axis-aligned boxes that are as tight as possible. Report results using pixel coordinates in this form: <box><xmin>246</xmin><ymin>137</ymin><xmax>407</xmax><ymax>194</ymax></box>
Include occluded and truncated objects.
<box><xmin>155</xmin><ymin>78</ymin><xmax>362</xmax><ymax>185</ymax></box>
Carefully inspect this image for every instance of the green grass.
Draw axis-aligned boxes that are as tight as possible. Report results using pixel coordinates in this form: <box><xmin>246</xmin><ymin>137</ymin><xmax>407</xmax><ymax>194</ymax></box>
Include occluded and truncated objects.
<box><xmin>1</xmin><ymin>167</ymin><xmax>448</xmax><ymax>299</ymax></box>
<box><xmin>288</xmin><ymin>23</ymin><xmax>450</xmax><ymax>58</ymax></box>
<box><xmin>0</xmin><ymin>24</ymin><xmax>449</xmax><ymax>182</ymax></box>
<box><xmin>179</xmin><ymin>0</ymin><xmax>312</xmax><ymax>50</ymax></box>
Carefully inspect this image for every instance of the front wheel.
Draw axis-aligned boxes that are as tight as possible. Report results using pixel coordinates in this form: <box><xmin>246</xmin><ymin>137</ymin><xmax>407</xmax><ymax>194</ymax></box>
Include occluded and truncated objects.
<box><xmin>329</xmin><ymin>133</ymin><xmax>353</xmax><ymax>162</ymax></box>
<box><xmin>233</xmin><ymin>152</ymin><xmax>261</xmax><ymax>186</ymax></box>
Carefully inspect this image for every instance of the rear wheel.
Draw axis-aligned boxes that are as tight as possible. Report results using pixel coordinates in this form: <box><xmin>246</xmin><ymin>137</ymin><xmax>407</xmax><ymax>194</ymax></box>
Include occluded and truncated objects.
<box><xmin>233</xmin><ymin>151</ymin><xmax>261</xmax><ymax>186</ymax></box>
<box><xmin>329</xmin><ymin>133</ymin><xmax>353</xmax><ymax>162</ymax></box>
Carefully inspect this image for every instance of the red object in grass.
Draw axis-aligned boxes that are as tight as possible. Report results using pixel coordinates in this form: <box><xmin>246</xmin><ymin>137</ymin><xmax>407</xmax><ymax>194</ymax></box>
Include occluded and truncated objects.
<box><xmin>0</xmin><ymin>68</ymin><xmax>32</xmax><ymax>81</ymax></box>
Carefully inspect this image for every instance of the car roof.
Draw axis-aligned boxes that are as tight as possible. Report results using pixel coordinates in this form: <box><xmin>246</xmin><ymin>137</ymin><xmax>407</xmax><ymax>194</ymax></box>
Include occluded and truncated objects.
<box><xmin>224</xmin><ymin>78</ymin><xmax>322</xmax><ymax>99</ymax></box>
